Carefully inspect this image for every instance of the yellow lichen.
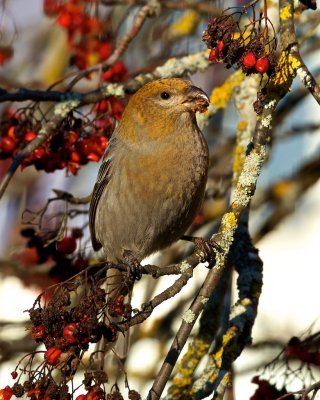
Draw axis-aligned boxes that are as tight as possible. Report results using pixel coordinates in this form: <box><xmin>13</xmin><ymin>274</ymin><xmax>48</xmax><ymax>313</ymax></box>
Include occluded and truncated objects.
<box><xmin>222</xmin><ymin>212</ymin><xmax>237</xmax><ymax>231</ymax></box>
<box><xmin>168</xmin><ymin>336</ymin><xmax>211</xmax><ymax>398</ymax></box>
<box><xmin>232</xmin><ymin>144</ymin><xmax>246</xmax><ymax>181</ymax></box>
<box><xmin>280</xmin><ymin>5</ymin><xmax>291</xmax><ymax>20</ymax></box>
<box><xmin>240</xmin><ymin>298</ymin><xmax>251</xmax><ymax>307</ymax></box>
<box><xmin>222</xmin><ymin>326</ymin><xmax>238</xmax><ymax>347</ymax></box>
<box><xmin>237</xmin><ymin>120</ymin><xmax>248</xmax><ymax>131</ymax></box>
<box><xmin>267</xmin><ymin>51</ymin><xmax>300</xmax><ymax>99</ymax></box>
<box><xmin>232</xmin><ymin>31</ymin><xmax>251</xmax><ymax>45</ymax></box>
<box><xmin>210</xmin><ymin>70</ymin><xmax>244</xmax><ymax>109</ymax></box>
<box><xmin>166</xmin><ymin>10</ymin><xmax>201</xmax><ymax>41</ymax></box>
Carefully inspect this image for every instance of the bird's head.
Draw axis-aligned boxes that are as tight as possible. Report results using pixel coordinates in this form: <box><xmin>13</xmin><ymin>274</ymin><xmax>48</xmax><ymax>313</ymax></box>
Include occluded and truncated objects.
<box><xmin>118</xmin><ymin>78</ymin><xmax>209</xmax><ymax>142</ymax></box>
<box><xmin>130</xmin><ymin>78</ymin><xmax>209</xmax><ymax>114</ymax></box>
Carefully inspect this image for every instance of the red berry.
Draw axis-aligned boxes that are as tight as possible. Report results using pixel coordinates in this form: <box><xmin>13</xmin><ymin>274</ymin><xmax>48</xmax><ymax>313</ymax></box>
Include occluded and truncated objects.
<box><xmin>75</xmin><ymin>396</ymin><xmax>87</xmax><ymax>400</ymax></box>
<box><xmin>57</xmin><ymin>13</ymin><xmax>72</xmax><ymax>28</ymax></box>
<box><xmin>0</xmin><ymin>136</ymin><xmax>16</xmax><ymax>153</ymax></box>
<box><xmin>0</xmin><ymin>386</ymin><xmax>13</xmax><ymax>400</ymax></box>
<box><xmin>255</xmin><ymin>57</ymin><xmax>269</xmax><ymax>73</ymax></box>
<box><xmin>10</xmin><ymin>371</ymin><xmax>17</xmax><ymax>379</ymax></box>
<box><xmin>87</xmin><ymin>152</ymin><xmax>100</xmax><ymax>162</ymax></box>
<box><xmin>113</xmin><ymin>61</ymin><xmax>127</xmax><ymax>75</ymax></box>
<box><xmin>25</xmin><ymin>131</ymin><xmax>37</xmax><ymax>141</ymax></box>
<box><xmin>57</xmin><ymin>236</ymin><xmax>77</xmax><ymax>255</ymax></box>
<box><xmin>209</xmin><ymin>47</ymin><xmax>217</xmax><ymax>62</ymax></box>
<box><xmin>217</xmin><ymin>40</ymin><xmax>225</xmax><ymax>52</ymax></box>
<box><xmin>86</xmin><ymin>386</ymin><xmax>104</xmax><ymax>400</ymax></box>
<box><xmin>7</xmin><ymin>126</ymin><xmax>15</xmax><ymax>138</ymax></box>
<box><xmin>242</xmin><ymin>52</ymin><xmax>256</xmax><ymax>69</ymax></box>
<box><xmin>71</xmin><ymin>151</ymin><xmax>81</xmax><ymax>162</ymax></box>
<box><xmin>62</xmin><ymin>323</ymin><xmax>78</xmax><ymax>344</ymax></box>
<box><xmin>99</xmin><ymin>42</ymin><xmax>112</xmax><ymax>60</ymax></box>
<box><xmin>44</xmin><ymin>347</ymin><xmax>62</xmax><ymax>366</ymax></box>
<box><xmin>33</xmin><ymin>148</ymin><xmax>47</xmax><ymax>159</ymax></box>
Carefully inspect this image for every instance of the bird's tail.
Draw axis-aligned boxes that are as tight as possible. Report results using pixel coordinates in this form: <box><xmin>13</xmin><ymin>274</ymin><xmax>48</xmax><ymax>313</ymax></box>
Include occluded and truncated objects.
<box><xmin>92</xmin><ymin>267</ymin><xmax>133</xmax><ymax>378</ymax></box>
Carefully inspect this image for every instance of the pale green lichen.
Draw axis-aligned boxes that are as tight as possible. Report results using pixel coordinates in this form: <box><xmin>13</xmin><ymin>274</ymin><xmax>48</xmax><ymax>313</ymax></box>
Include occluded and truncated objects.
<box><xmin>182</xmin><ymin>309</ymin><xmax>196</xmax><ymax>323</ymax></box>
<box><xmin>265</xmin><ymin>99</ymin><xmax>276</xmax><ymax>109</ymax></box>
<box><xmin>261</xmin><ymin>114</ymin><xmax>272</xmax><ymax>128</ymax></box>
<box><xmin>200</xmin><ymin>296</ymin><xmax>209</xmax><ymax>305</ymax></box>
<box><xmin>238</xmin><ymin>150</ymin><xmax>265</xmax><ymax>187</ymax></box>
<box><xmin>54</xmin><ymin>100</ymin><xmax>80</xmax><ymax>117</ymax></box>
<box><xmin>229</xmin><ymin>303</ymin><xmax>247</xmax><ymax>320</ymax></box>
<box><xmin>232</xmin><ymin>148</ymin><xmax>266</xmax><ymax>207</ymax></box>
<box><xmin>179</xmin><ymin>260</ymin><xmax>191</xmax><ymax>273</ymax></box>
<box><xmin>155</xmin><ymin>50</ymin><xmax>210</xmax><ymax>78</ymax></box>
<box><xmin>102</xmin><ymin>83</ymin><xmax>125</xmax><ymax>97</ymax></box>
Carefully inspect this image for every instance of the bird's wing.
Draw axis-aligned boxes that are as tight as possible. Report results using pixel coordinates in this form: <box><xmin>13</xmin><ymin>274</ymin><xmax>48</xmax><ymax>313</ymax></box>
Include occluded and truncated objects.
<box><xmin>89</xmin><ymin>138</ymin><xmax>115</xmax><ymax>251</ymax></box>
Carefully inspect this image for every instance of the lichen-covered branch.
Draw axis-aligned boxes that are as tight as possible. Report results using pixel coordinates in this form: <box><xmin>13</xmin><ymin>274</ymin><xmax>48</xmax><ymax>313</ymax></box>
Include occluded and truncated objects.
<box><xmin>147</xmin><ymin>2</ymin><xmax>318</xmax><ymax>398</ymax></box>
<box><xmin>279</xmin><ymin>0</ymin><xmax>320</xmax><ymax>105</ymax></box>
<box><xmin>165</xmin><ymin>71</ymin><xmax>262</xmax><ymax>400</ymax></box>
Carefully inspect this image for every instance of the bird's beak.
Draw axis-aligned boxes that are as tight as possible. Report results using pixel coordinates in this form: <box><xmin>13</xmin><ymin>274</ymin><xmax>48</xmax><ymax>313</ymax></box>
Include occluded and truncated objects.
<box><xmin>181</xmin><ymin>86</ymin><xmax>210</xmax><ymax>113</ymax></box>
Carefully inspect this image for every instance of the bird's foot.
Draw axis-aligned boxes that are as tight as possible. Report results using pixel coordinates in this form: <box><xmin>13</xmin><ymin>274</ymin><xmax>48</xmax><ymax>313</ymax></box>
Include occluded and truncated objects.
<box><xmin>122</xmin><ymin>249</ymin><xmax>142</xmax><ymax>281</ymax></box>
<box><xmin>181</xmin><ymin>235</ymin><xmax>222</xmax><ymax>265</ymax></box>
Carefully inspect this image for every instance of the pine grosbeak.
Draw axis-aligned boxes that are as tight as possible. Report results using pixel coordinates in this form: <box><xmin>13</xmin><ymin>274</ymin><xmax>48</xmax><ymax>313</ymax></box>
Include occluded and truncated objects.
<box><xmin>89</xmin><ymin>78</ymin><xmax>209</xmax><ymax>290</ymax></box>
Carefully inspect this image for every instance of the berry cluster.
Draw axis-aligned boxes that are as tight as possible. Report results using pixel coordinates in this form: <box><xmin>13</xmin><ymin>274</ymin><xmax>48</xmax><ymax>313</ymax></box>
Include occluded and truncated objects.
<box><xmin>43</xmin><ymin>0</ymin><xmax>119</xmax><ymax>72</ymax></box>
<box><xmin>20</xmin><ymin>227</ymin><xmax>89</xmax><ymax>284</ymax></box>
<box><xmin>250</xmin><ymin>376</ymin><xmax>292</xmax><ymax>400</ymax></box>
<box><xmin>1</xmin><ymin>280</ymin><xmax>136</xmax><ymax>400</ymax></box>
<box><xmin>203</xmin><ymin>7</ymin><xmax>277</xmax><ymax>76</ymax></box>
<box><xmin>0</xmin><ymin>108</ymin><xmax>120</xmax><ymax>175</ymax></box>
<box><xmin>286</xmin><ymin>336</ymin><xmax>320</xmax><ymax>366</ymax></box>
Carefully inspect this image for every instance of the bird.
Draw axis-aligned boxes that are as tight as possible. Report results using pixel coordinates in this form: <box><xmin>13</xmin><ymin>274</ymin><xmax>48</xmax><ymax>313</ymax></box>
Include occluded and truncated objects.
<box><xmin>89</xmin><ymin>78</ymin><xmax>209</xmax><ymax>299</ymax></box>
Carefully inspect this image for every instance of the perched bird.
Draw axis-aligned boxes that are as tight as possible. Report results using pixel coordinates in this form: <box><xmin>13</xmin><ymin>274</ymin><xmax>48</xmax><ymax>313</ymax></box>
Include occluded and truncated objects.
<box><xmin>89</xmin><ymin>78</ymin><xmax>209</xmax><ymax>297</ymax></box>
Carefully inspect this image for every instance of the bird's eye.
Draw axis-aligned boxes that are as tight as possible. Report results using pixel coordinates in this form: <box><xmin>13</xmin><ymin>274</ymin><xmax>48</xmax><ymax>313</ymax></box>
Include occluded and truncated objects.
<box><xmin>160</xmin><ymin>91</ymin><xmax>170</xmax><ymax>100</ymax></box>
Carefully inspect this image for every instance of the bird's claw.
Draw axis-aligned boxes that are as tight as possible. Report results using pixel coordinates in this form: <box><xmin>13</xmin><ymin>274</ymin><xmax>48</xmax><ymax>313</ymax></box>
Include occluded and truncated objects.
<box><xmin>122</xmin><ymin>250</ymin><xmax>142</xmax><ymax>281</ymax></box>
<box><xmin>182</xmin><ymin>235</ymin><xmax>221</xmax><ymax>265</ymax></box>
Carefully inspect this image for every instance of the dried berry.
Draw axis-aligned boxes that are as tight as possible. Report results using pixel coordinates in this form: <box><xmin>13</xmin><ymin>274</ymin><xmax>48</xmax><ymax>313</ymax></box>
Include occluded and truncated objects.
<box><xmin>11</xmin><ymin>383</ymin><xmax>24</xmax><ymax>398</ymax></box>
<box><xmin>31</xmin><ymin>324</ymin><xmax>46</xmax><ymax>340</ymax></box>
<box><xmin>71</xmin><ymin>228</ymin><xmax>83</xmax><ymax>239</ymax></box>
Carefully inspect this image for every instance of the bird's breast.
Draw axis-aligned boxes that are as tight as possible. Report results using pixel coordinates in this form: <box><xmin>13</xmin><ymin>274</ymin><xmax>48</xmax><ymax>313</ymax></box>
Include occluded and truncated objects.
<box><xmin>124</xmin><ymin>130</ymin><xmax>208</xmax><ymax>202</ymax></box>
